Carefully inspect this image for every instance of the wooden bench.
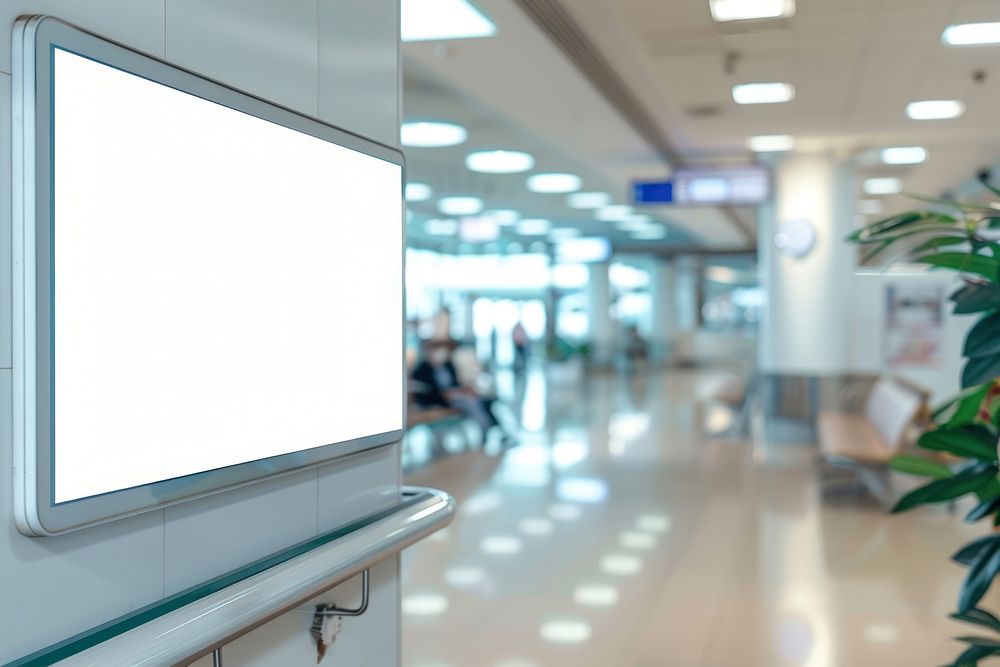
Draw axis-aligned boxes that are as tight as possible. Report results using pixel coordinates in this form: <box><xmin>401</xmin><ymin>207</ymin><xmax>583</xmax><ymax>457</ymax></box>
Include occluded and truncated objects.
<box><xmin>406</xmin><ymin>405</ymin><xmax>464</xmax><ymax>429</ymax></box>
<box><xmin>404</xmin><ymin>377</ymin><xmax>471</xmax><ymax>447</ymax></box>
<box><xmin>817</xmin><ymin>376</ymin><xmax>929</xmax><ymax>507</ymax></box>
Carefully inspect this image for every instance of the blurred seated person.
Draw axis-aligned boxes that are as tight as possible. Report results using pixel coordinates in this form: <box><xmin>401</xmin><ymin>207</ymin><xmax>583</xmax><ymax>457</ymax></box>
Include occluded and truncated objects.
<box><xmin>625</xmin><ymin>325</ymin><xmax>648</xmax><ymax>365</ymax></box>
<box><xmin>411</xmin><ymin>339</ymin><xmax>509</xmax><ymax>445</ymax></box>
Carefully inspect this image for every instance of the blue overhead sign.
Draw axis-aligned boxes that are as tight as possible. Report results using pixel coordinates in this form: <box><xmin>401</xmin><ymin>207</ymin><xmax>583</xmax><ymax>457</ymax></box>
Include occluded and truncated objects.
<box><xmin>633</xmin><ymin>181</ymin><xmax>673</xmax><ymax>203</ymax></box>
<box><xmin>632</xmin><ymin>166</ymin><xmax>771</xmax><ymax>207</ymax></box>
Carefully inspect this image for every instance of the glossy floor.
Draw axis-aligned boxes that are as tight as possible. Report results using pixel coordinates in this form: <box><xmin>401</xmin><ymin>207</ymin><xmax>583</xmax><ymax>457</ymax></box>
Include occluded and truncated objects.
<box><xmin>401</xmin><ymin>365</ymin><xmax>991</xmax><ymax>667</ymax></box>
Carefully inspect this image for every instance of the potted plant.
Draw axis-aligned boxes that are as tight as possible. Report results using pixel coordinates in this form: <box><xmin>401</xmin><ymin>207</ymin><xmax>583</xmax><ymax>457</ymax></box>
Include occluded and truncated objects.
<box><xmin>846</xmin><ymin>178</ymin><xmax>1000</xmax><ymax>665</ymax></box>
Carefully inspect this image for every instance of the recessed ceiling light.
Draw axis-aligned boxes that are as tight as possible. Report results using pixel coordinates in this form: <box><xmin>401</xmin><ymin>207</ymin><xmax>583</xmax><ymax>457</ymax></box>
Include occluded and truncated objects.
<box><xmin>567</xmin><ymin>191</ymin><xmax>611</xmax><ymax>209</ymax></box>
<box><xmin>485</xmin><ymin>209</ymin><xmax>520</xmax><ymax>225</ymax></box>
<box><xmin>595</xmin><ymin>204</ymin><xmax>634</xmax><ymax>222</ymax></box>
<box><xmin>880</xmin><ymin>146</ymin><xmax>926</xmax><ymax>165</ymax></box>
<box><xmin>859</xmin><ymin>199</ymin><xmax>885</xmax><ymax>215</ymax></box>
<box><xmin>401</xmin><ymin>0</ymin><xmax>497</xmax><ymax>42</ymax></box>
<box><xmin>732</xmin><ymin>82</ymin><xmax>795</xmax><ymax>105</ymax></box>
<box><xmin>573</xmin><ymin>584</ymin><xmax>620</xmax><ymax>608</ymax></box>
<box><xmin>549</xmin><ymin>227</ymin><xmax>581</xmax><ymax>241</ymax></box>
<box><xmin>548</xmin><ymin>503</ymin><xmax>583</xmax><ymax>521</ymax></box>
<box><xmin>460</xmin><ymin>217</ymin><xmax>500</xmax><ymax>243</ymax></box>
<box><xmin>635</xmin><ymin>514</ymin><xmax>672</xmax><ymax>532</ymax></box>
<box><xmin>630</xmin><ymin>225</ymin><xmax>668</xmax><ymax>240</ymax></box>
<box><xmin>906</xmin><ymin>100</ymin><xmax>965</xmax><ymax>120</ymax></box>
<box><xmin>619</xmin><ymin>531</ymin><xmax>657</xmax><ymax>549</ymax></box>
<box><xmin>748</xmin><ymin>134</ymin><xmax>794</xmax><ymax>152</ymax></box>
<box><xmin>710</xmin><ymin>0</ymin><xmax>795</xmax><ymax>22</ymax></box>
<box><xmin>527</xmin><ymin>173</ymin><xmax>582</xmax><ymax>193</ymax></box>
<box><xmin>516</xmin><ymin>218</ymin><xmax>552</xmax><ymax>236</ymax></box>
<box><xmin>406</xmin><ymin>182</ymin><xmax>433</xmax><ymax>201</ymax></box>
<box><xmin>615</xmin><ymin>214</ymin><xmax>652</xmax><ymax>229</ymax></box>
<box><xmin>438</xmin><ymin>196</ymin><xmax>484</xmax><ymax>215</ymax></box>
<box><xmin>540</xmin><ymin>619</ymin><xmax>591</xmax><ymax>644</ymax></box>
<box><xmin>466</xmin><ymin>149</ymin><xmax>535</xmax><ymax>173</ymax></box>
<box><xmin>863</xmin><ymin>177</ymin><xmax>902</xmax><ymax>195</ymax></box>
<box><xmin>401</xmin><ymin>121</ymin><xmax>468</xmax><ymax>147</ymax></box>
<box><xmin>424</xmin><ymin>219</ymin><xmax>459</xmax><ymax>235</ymax></box>
<box><xmin>599</xmin><ymin>553</ymin><xmax>643</xmax><ymax>575</ymax></box>
<box><xmin>943</xmin><ymin>22</ymin><xmax>1000</xmax><ymax>46</ymax></box>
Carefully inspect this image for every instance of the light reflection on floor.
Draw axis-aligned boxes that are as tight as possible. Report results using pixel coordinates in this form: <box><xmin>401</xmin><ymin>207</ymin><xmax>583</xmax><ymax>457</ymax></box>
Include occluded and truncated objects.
<box><xmin>402</xmin><ymin>365</ymin><xmax>986</xmax><ymax>667</ymax></box>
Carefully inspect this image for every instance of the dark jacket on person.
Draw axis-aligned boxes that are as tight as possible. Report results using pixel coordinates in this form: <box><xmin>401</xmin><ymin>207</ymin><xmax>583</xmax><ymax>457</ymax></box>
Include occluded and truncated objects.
<box><xmin>411</xmin><ymin>360</ymin><xmax>459</xmax><ymax>408</ymax></box>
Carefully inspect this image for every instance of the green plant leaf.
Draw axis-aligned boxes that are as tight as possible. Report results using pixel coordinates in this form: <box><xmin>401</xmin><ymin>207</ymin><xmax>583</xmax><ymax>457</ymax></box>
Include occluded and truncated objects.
<box><xmin>956</xmin><ymin>635</ymin><xmax>1000</xmax><ymax>649</ymax></box>
<box><xmin>914</xmin><ymin>236</ymin><xmax>972</xmax><ymax>254</ymax></box>
<box><xmin>918</xmin><ymin>426</ymin><xmax>998</xmax><ymax>461</ymax></box>
<box><xmin>952</xmin><ymin>283</ymin><xmax>1000</xmax><ymax>315</ymax></box>
<box><xmin>907</xmin><ymin>192</ymin><xmax>997</xmax><ymax>214</ymax></box>
<box><xmin>965</xmin><ymin>313</ymin><xmax>1000</xmax><ymax>358</ymax></box>
<box><xmin>964</xmin><ymin>356</ymin><xmax>1000</xmax><ymax>389</ymax></box>
<box><xmin>890</xmin><ymin>455</ymin><xmax>953</xmax><ymax>479</ymax></box>
<box><xmin>956</xmin><ymin>536</ymin><xmax>1000</xmax><ymax>566</ymax></box>
<box><xmin>958</xmin><ymin>537</ymin><xmax>1000</xmax><ymax>612</ymax></box>
<box><xmin>952</xmin><ymin>608</ymin><xmax>1000</xmax><ymax>634</ymax></box>
<box><xmin>945</xmin><ymin>385</ymin><xmax>993</xmax><ymax>427</ymax></box>
<box><xmin>860</xmin><ymin>240</ymin><xmax>892</xmax><ymax>263</ymax></box>
<box><xmin>916</xmin><ymin>252</ymin><xmax>1000</xmax><ymax>282</ymax></box>
<box><xmin>980</xmin><ymin>177</ymin><xmax>1000</xmax><ymax>199</ymax></box>
<box><xmin>893</xmin><ymin>470</ymin><xmax>998</xmax><ymax>513</ymax></box>
<box><xmin>862</xmin><ymin>224</ymin><xmax>966</xmax><ymax>245</ymax></box>
<box><xmin>966</xmin><ymin>496</ymin><xmax>1000</xmax><ymax>522</ymax></box>
<box><xmin>936</xmin><ymin>389</ymin><xmax>977</xmax><ymax>422</ymax></box>
<box><xmin>847</xmin><ymin>211</ymin><xmax>942</xmax><ymax>241</ymax></box>
<box><xmin>947</xmin><ymin>643</ymin><xmax>998</xmax><ymax>666</ymax></box>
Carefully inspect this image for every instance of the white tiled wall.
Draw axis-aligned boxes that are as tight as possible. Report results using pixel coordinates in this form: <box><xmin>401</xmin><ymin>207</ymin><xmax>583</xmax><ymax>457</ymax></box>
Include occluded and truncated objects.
<box><xmin>0</xmin><ymin>1</ymin><xmax>402</xmax><ymax>663</ymax></box>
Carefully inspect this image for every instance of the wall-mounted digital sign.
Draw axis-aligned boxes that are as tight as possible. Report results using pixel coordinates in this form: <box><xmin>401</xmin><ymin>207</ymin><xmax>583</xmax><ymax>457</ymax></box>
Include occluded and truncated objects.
<box><xmin>13</xmin><ymin>17</ymin><xmax>404</xmax><ymax>535</ymax></box>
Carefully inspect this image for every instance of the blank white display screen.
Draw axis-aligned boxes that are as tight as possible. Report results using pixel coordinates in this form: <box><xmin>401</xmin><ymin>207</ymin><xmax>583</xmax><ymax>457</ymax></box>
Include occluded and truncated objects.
<box><xmin>52</xmin><ymin>49</ymin><xmax>403</xmax><ymax>503</ymax></box>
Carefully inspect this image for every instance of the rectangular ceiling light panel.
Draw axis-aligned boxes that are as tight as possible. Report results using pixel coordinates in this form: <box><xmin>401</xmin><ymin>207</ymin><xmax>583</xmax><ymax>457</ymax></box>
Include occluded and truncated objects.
<box><xmin>402</xmin><ymin>0</ymin><xmax>497</xmax><ymax>42</ymax></box>
<box><xmin>943</xmin><ymin>22</ymin><xmax>1000</xmax><ymax>46</ymax></box>
<box><xmin>732</xmin><ymin>82</ymin><xmax>795</xmax><ymax>104</ymax></box>
<box><xmin>710</xmin><ymin>0</ymin><xmax>795</xmax><ymax>22</ymax></box>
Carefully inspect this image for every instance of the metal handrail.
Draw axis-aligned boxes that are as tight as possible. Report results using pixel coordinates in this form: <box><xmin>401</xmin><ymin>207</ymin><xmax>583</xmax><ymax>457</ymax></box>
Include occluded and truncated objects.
<box><xmin>7</xmin><ymin>487</ymin><xmax>455</xmax><ymax>667</ymax></box>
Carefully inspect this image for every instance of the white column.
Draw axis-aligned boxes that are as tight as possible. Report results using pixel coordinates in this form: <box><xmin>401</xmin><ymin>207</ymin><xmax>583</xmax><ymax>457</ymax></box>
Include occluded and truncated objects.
<box><xmin>462</xmin><ymin>293</ymin><xmax>476</xmax><ymax>342</ymax></box>
<box><xmin>672</xmin><ymin>255</ymin><xmax>701</xmax><ymax>364</ymax></box>
<box><xmin>759</xmin><ymin>153</ymin><xmax>854</xmax><ymax>374</ymax></box>
<box><xmin>648</xmin><ymin>259</ymin><xmax>676</xmax><ymax>362</ymax></box>
<box><xmin>587</xmin><ymin>262</ymin><xmax>613</xmax><ymax>364</ymax></box>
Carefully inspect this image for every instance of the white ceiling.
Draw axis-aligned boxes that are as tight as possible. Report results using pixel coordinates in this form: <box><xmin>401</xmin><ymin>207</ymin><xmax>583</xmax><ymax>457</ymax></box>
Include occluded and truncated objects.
<box><xmin>564</xmin><ymin>0</ymin><xmax>1000</xmax><ymax>213</ymax></box>
<box><xmin>403</xmin><ymin>0</ymin><xmax>1000</xmax><ymax>252</ymax></box>
<box><xmin>403</xmin><ymin>66</ymin><xmax>701</xmax><ymax>249</ymax></box>
<box><xmin>402</xmin><ymin>0</ymin><xmax>752</xmax><ymax>250</ymax></box>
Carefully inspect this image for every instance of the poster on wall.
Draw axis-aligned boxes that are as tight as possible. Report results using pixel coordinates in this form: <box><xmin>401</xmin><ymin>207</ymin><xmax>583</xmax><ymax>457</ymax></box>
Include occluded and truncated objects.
<box><xmin>885</xmin><ymin>284</ymin><xmax>944</xmax><ymax>368</ymax></box>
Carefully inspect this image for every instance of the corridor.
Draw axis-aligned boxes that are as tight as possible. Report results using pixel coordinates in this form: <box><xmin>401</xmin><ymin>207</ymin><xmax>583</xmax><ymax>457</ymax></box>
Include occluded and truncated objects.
<box><xmin>402</xmin><ymin>367</ymin><xmax>983</xmax><ymax>667</ymax></box>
